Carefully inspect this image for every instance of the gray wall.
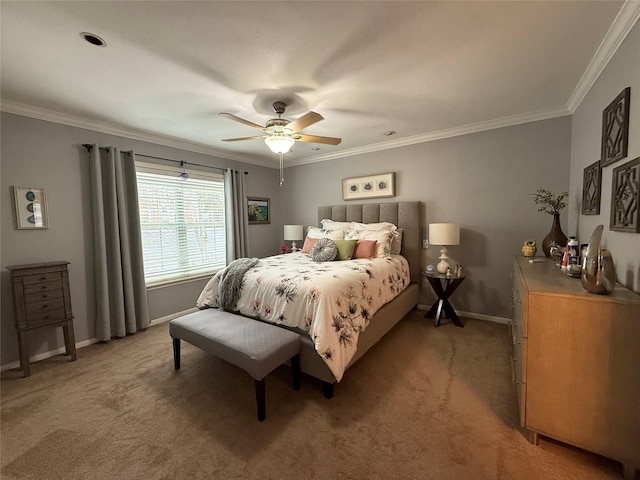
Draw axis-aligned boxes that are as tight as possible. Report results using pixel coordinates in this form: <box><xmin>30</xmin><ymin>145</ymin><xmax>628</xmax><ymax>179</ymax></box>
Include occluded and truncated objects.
<box><xmin>570</xmin><ymin>21</ymin><xmax>640</xmax><ymax>293</ymax></box>
<box><xmin>280</xmin><ymin>116</ymin><xmax>572</xmax><ymax>319</ymax></box>
<box><xmin>1</xmin><ymin>112</ymin><xmax>280</xmax><ymax>366</ymax></box>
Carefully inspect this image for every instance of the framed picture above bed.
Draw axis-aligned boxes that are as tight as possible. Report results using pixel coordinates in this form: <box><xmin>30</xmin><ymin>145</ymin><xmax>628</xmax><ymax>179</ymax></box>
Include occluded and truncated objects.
<box><xmin>342</xmin><ymin>172</ymin><xmax>395</xmax><ymax>201</ymax></box>
<box><xmin>247</xmin><ymin>197</ymin><xmax>270</xmax><ymax>225</ymax></box>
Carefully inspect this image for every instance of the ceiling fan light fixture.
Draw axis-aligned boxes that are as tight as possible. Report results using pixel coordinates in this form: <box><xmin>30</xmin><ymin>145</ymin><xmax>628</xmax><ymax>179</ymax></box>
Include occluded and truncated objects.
<box><xmin>265</xmin><ymin>135</ymin><xmax>295</xmax><ymax>154</ymax></box>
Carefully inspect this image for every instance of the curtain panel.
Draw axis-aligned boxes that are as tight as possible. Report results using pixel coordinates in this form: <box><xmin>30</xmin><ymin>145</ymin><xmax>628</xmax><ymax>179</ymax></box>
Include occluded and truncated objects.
<box><xmin>224</xmin><ymin>168</ymin><xmax>250</xmax><ymax>261</ymax></box>
<box><xmin>88</xmin><ymin>145</ymin><xmax>149</xmax><ymax>341</ymax></box>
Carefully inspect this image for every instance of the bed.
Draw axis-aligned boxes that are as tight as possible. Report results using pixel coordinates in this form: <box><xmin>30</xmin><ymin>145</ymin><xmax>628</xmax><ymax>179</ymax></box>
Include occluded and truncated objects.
<box><xmin>199</xmin><ymin>201</ymin><xmax>421</xmax><ymax>397</ymax></box>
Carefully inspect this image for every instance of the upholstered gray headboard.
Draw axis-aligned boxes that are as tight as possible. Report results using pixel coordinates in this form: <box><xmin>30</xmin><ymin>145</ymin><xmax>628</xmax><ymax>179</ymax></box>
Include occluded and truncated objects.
<box><xmin>318</xmin><ymin>201</ymin><xmax>422</xmax><ymax>284</ymax></box>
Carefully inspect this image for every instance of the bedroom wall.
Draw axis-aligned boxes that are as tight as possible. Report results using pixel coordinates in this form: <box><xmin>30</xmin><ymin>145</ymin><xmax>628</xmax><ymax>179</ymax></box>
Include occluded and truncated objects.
<box><xmin>0</xmin><ymin>112</ymin><xmax>280</xmax><ymax>367</ymax></box>
<box><xmin>279</xmin><ymin>116</ymin><xmax>572</xmax><ymax>320</ymax></box>
<box><xmin>569</xmin><ymin>20</ymin><xmax>640</xmax><ymax>294</ymax></box>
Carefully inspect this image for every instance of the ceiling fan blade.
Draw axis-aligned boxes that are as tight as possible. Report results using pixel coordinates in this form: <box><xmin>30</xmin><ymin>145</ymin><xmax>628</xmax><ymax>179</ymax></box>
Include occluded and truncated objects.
<box><xmin>287</xmin><ymin>111</ymin><xmax>324</xmax><ymax>133</ymax></box>
<box><xmin>222</xmin><ymin>135</ymin><xmax>267</xmax><ymax>142</ymax></box>
<box><xmin>294</xmin><ymin>133</ymin><xmax>342</xmax><ymax>146</ymax></box>
<box><xmin>219</xmin><ymin>112</ymin><xmax>265</xmax><ymax>131</ymax></box>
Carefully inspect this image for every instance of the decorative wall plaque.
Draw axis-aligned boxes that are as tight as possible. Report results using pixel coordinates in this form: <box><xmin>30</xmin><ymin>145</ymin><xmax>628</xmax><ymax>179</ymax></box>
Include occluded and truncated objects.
<box><xmin>601</xmin><ymin>87</ymin><xmax>630</xmax><ymax>168</ymax></box>
<box><xmin>610</xmin><ymin>157</ymin><xmax>640</xmax><ymax>233</ymax></box>
<box><xmin>581</xmin><ymin>161</ymin><xmax>601</xmax><ymax>215</ymax></box>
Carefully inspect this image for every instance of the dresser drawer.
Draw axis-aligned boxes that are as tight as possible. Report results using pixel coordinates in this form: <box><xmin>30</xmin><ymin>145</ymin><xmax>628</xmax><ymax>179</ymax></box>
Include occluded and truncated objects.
<box><xmin>25</xmin><ymin>297</ymin><xmax>65</xmax><ymax>316</ymax></box>
<box><xmin>24</xmin><ymin>279</ymin><xmax>63</xmax><ymax>295</ymax></box>
<box><xmin>25</xmin><ymin>288</ymin><xmax>64</xmax><ymax>304</ymax></box>
<box><xmin>25</xmin><ymin>307</ymin><xmax>67</xmax><ymax>327</ymax></box>
<box><xmin>22</xmin><ymin>272</ymin><xmax>63</xmax><ymax>285</ymax></box>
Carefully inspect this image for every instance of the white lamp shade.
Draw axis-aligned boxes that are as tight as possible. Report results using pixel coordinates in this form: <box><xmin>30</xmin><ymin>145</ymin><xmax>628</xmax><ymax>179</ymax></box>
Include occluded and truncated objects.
<box><xmin>265</xmin><ymin>135</ymin><xmax>295</xmax><ymax>154</ymax></box>
<box><xmin>429</xmin><ymin>223</ymin><xmax>460</xmax><ymax>246</ymax></box>
<box><xmin>284</xmin><ymin>224</ymin><xmax>303</xmax><ymax>241</ymax></box>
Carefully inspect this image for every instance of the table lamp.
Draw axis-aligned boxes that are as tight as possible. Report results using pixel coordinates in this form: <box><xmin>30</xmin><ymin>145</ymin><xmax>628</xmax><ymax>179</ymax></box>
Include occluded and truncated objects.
<box><xmin>429</xmin><ymin>223</ymin><xmax>460</xmax><ymax>274</ymax></box>
<box><xmin>284</xmin><ymin>224</ymin><xmax>303</xmax><ymax>252</ymax></box>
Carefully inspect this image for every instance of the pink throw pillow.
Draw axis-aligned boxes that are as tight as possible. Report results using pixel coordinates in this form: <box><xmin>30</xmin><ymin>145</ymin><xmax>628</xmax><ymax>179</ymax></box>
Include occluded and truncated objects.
<box><xmin>352</xmin><ymin>240</ymin><xmax>377</xmax><ymax>259</ymax></box>
<box><xmin>301</xmin><ymin>236</ymin><xmax>318</xmax><ymax>254</ymax></box>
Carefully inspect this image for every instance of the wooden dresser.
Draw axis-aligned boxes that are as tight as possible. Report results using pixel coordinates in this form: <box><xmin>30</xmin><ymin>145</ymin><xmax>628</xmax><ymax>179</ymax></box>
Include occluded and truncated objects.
<box><xmin>7</xmin><ymin>261</ymin><xmax>77</xmax><ymax>377</ymax></box>
<box><xmin>511</xmin><ymin>256</ymin><xmax>640</xmax><ymax>478</ymax></box>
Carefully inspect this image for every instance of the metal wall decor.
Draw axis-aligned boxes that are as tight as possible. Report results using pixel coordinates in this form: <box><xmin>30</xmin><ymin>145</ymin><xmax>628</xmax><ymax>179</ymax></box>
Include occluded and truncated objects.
<box><xmin>581</xmin><ymin>160</ymin><xmax>602</xmax><ymax>215</ymax></box>
<box><xmin>610</xmin><ymin>157</ymin><xmax>640</xmax><ymax>233</ymax></box>
<box><xmin>601</xmin><ymin>87</ymin><xmax>630</xmax><ymax>168</ymax></box>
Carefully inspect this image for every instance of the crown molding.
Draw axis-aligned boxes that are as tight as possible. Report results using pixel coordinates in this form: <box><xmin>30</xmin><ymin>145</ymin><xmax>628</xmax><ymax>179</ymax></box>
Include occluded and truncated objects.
<box><xmin>0</xmin><ymin>100</ymin><xmax>276</xmax><ymax>168</ymax></box>
<box><xmin>288</xmin><ymin>105</ymin><xmax>571</xmax><ymax>166</ymax></box>
<box><xmin>567</xmin><ymin>0</ymin><xmax>640</xmax><ymax>112</ymax></box>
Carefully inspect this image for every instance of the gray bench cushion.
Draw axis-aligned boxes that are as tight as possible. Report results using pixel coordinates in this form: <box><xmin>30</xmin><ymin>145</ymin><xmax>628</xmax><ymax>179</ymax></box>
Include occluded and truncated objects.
<box><xmin>169</xmin><ymin>309</ymin><xmax>301</xmax><ymax>380</ymax></box>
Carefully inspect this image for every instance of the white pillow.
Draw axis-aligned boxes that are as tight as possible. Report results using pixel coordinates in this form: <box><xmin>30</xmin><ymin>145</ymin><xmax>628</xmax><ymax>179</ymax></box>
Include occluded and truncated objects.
<box><xmin>350</xmin><ymin>221</ymin><xmax>397</xmax><ymax>232</ymax></box>
<box><xmin>345</xmin><ymin>229</ymin><xmax>394</xmax><ymax>257</ymax></box>
<box><xmin>321</xmin><ymin>219</ymin><xmax>352</xmax><ymax>230</ymax></box>
<box><xmin>306</xmin><ymin>226</ymin><xmax>345</xmax><ymax>241</ymax></box>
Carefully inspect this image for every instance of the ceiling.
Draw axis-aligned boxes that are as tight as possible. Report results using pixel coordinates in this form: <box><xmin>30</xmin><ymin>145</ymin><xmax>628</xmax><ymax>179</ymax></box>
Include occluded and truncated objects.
<box><xmin>1</xmin><ymin>1</ymin><xmax>638</xmax><ymax>168</ymax></box>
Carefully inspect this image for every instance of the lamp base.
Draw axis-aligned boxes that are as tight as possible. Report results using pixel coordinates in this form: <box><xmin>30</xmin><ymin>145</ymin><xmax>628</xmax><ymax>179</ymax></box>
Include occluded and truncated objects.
<box><xmin>436</xmin><ymin>246</ymin><xmax>450</xmax><ymax>274</ymax></box>
<box><xmin>290</xmin><ymin>240</ymin><xmax>298</xmax><ymax>253</ymax></box>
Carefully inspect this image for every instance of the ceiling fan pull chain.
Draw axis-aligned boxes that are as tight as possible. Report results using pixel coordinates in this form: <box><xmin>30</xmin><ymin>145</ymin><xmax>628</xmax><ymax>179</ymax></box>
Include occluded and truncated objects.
<box><xmin>279</xmin><ymin>153</ymin><xmax>285</xmax><ymax>186</ymax></box>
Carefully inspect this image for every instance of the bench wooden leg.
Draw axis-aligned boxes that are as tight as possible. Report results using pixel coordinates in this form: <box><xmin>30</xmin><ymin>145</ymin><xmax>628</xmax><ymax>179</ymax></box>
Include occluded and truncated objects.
<box><xmin>323</xmin><ymin>381</ymin><xmax>334</xmax><ymax>399</ymax></box>
<box><xmin>255</xmin><ymin>378</ymin><xmax>266</xmax><ymax>422</ymax></box>
<box><xmin>291</xmin><ymin>354</ymin><xmax>301</xmax><ymax>391</ymax></box>
<box><xmin>172</xmin><ymin>338</ymin><xmax>181</xmax><ymax>370</ymax></box>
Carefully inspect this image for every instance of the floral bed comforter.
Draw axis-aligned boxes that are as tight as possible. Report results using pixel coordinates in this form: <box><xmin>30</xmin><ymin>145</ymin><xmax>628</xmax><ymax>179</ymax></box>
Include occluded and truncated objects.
<box><xmin>196</xmin><ymin>252</ymin><xmax>410</xmax><ymax>381</ymax></box>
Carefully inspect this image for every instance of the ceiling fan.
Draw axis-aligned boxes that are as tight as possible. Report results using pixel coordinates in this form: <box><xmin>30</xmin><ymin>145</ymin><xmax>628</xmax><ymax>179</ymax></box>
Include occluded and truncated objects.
<box><xmin>219</xmin><ymin>101</ymin><xmax>342</xmax><ymax>154</ymax></box>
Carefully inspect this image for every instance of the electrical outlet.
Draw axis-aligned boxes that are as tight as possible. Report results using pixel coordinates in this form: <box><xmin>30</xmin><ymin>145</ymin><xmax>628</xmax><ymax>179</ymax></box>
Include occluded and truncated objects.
<box><xmin>422</xmin><ymin>239</ymin><xmax>429</xmax><ymax>248</ymax></box>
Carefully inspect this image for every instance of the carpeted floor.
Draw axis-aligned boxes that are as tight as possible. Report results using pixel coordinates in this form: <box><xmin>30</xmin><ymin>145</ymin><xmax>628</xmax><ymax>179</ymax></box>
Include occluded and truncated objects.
<box><xmin>1</xmin><ymin>311</ymin><xmax>625</xmax><ymax>480</ymax></box>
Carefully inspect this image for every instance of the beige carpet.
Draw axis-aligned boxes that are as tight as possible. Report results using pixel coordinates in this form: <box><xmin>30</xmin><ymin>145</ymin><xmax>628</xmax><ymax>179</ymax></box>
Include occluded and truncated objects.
<box><xmin>1</xmin><ymin>312</ymin><xmax>624</xmax><ymax>480</ymax></box>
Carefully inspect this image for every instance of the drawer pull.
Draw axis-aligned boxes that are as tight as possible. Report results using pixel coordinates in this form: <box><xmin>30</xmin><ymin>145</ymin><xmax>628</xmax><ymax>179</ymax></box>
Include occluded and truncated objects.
<box><xmin>40</xmin><ymin>276</ymin><xmax>47</xmax><ymax>280</ymax></box>
<box><xmin>42</xmin><ymin>304</ymin><xmax>49</xmax><ymax>309</ymax></box>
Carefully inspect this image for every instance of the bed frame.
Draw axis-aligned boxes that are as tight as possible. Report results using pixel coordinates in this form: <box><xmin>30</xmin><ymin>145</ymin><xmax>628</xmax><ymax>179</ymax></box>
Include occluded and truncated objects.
<box><xmin>300</xmin><ymin>201</ymin><xmax>422</xmax><ymax>397</ymax></box>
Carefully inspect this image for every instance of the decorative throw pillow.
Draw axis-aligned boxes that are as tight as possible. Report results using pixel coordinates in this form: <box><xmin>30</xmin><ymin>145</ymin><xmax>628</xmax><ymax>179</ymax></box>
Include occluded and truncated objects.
<box><xmin>333</xmin><ymin>239</ymin><xmax>358</xmax><ymax>261</ymax></box>
<box><xmin>310</xmin><ymin>238</ymin><xmax>338</xmax><ymax>262</ymax></box>
<box><xmin>321</xmin><ymin>219</ymin><xmax>353</xmax><ymax>231</ymax></box>
<box><xmin>301</xmin><ymin>236</ymin><xmax>318</xmax><ymax>254</ymax></box>
<box><xmin>306</xmin><ymin>226</ymin><xmax>345</xmax><ymax>241</ymax></box>
<box><xmin>345</xmin><ymin>229</ymin><xmax>394</xmax><ymax>257</ymax></box>
<box><xmin>390</xmin><ymin>229</ymin><xmax>403</xmax><ymax>255</ymax></box>
<box><xmin>350</xmin><ymin>221</ymin><xmax>397</xmax><ymax>232</ymax></box>
<box><xmin>352</xmin><ymin>240</ymin><xmax>377</xmax><ymax>259</ymax></box>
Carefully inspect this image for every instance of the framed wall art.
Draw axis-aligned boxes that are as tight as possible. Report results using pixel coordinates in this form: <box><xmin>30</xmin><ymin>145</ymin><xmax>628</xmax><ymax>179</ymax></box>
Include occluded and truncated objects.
<box><xmin>247</xmin><ymin>196</ymin><xmax>270</xmax><ymax>225</ymax></box>
<box><xmin>581</xmin><ymin>161</ymin><xmax>602</xmax><ymax>215</ymax></box>
<box><xmin>601</xmin><ymin>87</ymin><xmax>630</xmax><ymax>168</ymax></box>
<box><xmin>610</xmin><ymin>157</ymin><xmax>639</xmax><ymax>233</ymax></box>
<box><xmin>13</xmin><ymin>185</ymin><xmax>49</xmax><ymax>229</ymax></box>
<box><xmin>342</xmin><ymin>172</ymin><xmax>395</xmax><ymax>201</ymax></box>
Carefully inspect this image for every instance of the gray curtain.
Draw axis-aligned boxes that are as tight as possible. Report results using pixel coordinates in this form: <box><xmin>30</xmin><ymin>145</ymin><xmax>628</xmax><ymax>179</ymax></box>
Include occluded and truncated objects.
<box><xmin>88</xmin><ymin>145</ymin><xmax>149</xmax><ymax>341</ymax></box>
<box><xmin>224</xmin><ymin>168</ymin><xmax>250</xmax><ymax>261</ymax></box>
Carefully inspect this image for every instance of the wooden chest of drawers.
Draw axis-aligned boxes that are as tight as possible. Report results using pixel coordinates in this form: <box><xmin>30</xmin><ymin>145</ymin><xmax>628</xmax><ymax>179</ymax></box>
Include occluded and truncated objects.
<box><xmin>7</xmin><ymin>261</ymin><xmax>77</xmax><ymax>377</ymax></box>
<box><xmin>511</xmin><ymin>256</ymin><xmax>640</xmax><ymax>478</ymax></box>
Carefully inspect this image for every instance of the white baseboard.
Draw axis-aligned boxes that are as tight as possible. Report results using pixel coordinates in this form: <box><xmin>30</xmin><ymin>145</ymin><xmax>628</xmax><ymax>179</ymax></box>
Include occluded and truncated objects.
<box><xmin>1</xmin><ymin>306</ymin><xmax>507</xmax><ymax>372</ymax></box>
<box><xmin>1</xmin><ymin>308</ymin><xmax>199</xmax><ymax>372</ymax></box>
<box><xmin>416</xmin><ymin>304</ymin><xmax>510</xmax><ymax>325</ymax></box>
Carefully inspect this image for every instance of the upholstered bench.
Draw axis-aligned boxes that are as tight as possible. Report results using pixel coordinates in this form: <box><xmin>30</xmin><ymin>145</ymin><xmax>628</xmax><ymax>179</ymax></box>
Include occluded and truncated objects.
<box><xmin>169</xmin><ymin>309</ymin><xmax>301</xmax><ymax>421</ymax></box>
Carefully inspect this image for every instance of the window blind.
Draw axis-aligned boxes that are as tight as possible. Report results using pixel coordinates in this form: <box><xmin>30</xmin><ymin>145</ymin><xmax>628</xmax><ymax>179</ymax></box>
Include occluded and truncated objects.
<box><xmin>136</xmin><ymin>162</ymin><xmax>226</xmax><ymax>285</ymax></box>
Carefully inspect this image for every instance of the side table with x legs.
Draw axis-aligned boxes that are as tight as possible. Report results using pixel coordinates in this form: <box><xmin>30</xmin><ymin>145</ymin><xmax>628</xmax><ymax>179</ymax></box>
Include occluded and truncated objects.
<box><xmin>422</xmin><ymin>272</ymin><xmax>465</xmax><ymax>328</ymax></box>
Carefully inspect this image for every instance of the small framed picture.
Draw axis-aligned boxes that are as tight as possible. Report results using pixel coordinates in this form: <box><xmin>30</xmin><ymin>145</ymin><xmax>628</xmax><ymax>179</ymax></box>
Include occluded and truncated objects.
<box><xmin>342</xmin><ymin>172</ymin><xmax>395</xmax><ymax>200</ymax></box>
<box><xmin>13</xmin><ymin>185</ymin><xmax>49</xmax><ymax>229</ymax></box>
<box><xmin>247</xmin><ymin>196</ymin><xmax>270</xmax><ymax>225</ymax></box>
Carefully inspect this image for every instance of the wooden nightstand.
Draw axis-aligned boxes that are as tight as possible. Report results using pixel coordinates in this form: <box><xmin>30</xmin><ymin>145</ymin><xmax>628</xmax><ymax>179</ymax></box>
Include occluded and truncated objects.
<box><xmin>7</xmin><ymin>261</ymin><xmax>77</xmax><ymax>377</ymax></box>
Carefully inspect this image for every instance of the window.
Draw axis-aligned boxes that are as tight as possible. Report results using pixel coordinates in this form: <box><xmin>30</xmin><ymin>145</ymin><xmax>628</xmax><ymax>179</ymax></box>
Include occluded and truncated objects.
<box><xmin>135</xmin><ymin>162</ymin><xmax>226</xmax><ymax>286</ymax></box>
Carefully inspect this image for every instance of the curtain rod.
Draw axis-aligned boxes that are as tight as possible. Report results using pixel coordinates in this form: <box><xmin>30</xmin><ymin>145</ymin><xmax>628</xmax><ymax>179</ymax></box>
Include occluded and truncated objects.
<box><xmin>81</xmin><ymin>144</ymin><xmax>248</xmax><ymax>174</ymax></box>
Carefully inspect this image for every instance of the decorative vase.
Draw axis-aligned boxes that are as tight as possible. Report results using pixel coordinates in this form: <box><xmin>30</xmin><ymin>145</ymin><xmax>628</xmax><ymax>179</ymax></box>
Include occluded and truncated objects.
<box><xmin>542</xmin><ymin>213</ymin><xmax>568</xmax><ymax>258</ymax></box>
<box><xmin>521</xmin><ymin>244</ymin><xmax>537</xmax><ymax>257</ymax></box>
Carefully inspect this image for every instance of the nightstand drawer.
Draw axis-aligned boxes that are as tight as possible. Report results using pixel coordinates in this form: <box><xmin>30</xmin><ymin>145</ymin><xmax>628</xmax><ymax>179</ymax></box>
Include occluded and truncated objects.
<box><xmin>24</xmin><ymin>279</ymin><xmax>63</xmax><ymax>295</ymax></box>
